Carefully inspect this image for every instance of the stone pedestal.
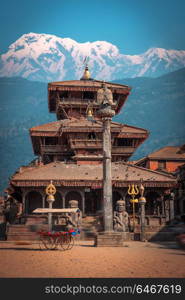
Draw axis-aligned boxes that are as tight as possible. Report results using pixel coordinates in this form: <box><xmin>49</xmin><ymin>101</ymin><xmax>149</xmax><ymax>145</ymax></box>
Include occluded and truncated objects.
<box><xmin>94</xmin><ymin>232</ymin><xmax>123</xmax><ymax>247</ymax></box>
<box><xmin>48</xmin><ymin>202</ymin><xmax>53</xmax><ymax>232</ymax></box>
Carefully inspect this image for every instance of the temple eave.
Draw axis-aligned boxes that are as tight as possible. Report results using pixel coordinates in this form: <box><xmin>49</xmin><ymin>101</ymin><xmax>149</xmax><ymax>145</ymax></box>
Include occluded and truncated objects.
<box><xmin>11</xmin><ymin>179</ymin><xmax>175</xmax><ymax>188</ymax></box>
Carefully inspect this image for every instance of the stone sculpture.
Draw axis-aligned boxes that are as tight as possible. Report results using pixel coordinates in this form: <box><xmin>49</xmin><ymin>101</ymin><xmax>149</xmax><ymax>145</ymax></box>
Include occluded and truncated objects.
<box><xmin>67</xmin><ymin>200</ymin><xmax>81</xmax><ymax>230</ymax></box>
<box><xmin>113</xmin><ymin>199</ymin><xmax>128</xmax><ymax>232</ymax></box>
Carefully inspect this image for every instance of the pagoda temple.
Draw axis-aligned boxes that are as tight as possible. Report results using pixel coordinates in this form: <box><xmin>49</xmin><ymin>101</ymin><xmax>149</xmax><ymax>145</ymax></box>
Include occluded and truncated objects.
<box><xmin>7</xmin><ymin>65</ymin><xmax>177</xmax><ymax>240</ymax></box>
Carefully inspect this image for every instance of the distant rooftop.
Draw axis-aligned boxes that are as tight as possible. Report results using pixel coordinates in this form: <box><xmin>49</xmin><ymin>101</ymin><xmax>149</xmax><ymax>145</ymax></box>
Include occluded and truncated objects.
<box><xmin>148</xmin><ymin>145</ymin><xmax>185</xmax><ymax>160</ymax></box>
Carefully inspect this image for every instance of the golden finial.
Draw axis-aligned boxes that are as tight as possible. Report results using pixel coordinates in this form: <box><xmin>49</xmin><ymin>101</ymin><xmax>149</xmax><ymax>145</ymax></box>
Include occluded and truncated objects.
<box><xmin>46</xmin><ymin>180</ymin><xmax>56</xmax><ymax>196</ymax></box>
<box><xmin>80</xmin><ymin>56</ymin><xmax>91</xmax><ymax>80</ymax></box>
<box><xmin>81</xmin><ymin>65</ymin><xmax>90</xmax><ymax>80</ymax></box>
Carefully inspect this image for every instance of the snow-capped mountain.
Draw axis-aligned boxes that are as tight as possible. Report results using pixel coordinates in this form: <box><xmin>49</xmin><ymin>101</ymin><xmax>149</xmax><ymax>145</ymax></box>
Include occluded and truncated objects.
<box><xmin>1</xmin><ymin>32</ymin><xmax>185</xmax><ymax>82</ymax></box>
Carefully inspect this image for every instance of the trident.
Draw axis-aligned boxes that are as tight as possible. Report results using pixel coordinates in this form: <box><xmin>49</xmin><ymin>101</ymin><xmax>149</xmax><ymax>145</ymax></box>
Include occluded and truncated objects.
<box><xmin>128</xmin><ymin>184</ymin><xmax>139</xmax><ymax>231</ymax></box>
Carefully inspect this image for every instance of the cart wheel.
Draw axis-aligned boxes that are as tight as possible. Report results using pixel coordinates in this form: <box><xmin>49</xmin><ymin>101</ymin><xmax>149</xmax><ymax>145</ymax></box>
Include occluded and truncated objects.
<box><xmin>39</xmin><ymin>235</ymin><xmax>55</xmax><ymax>250</ymax></box>
<box><xmin>39</xmin><ymin>236</ymin><xmax>46</xmax><ymax>250</ymax></box>
<box><xmin>58</xmin><ymin>234</ymin><xmax>70</xmax><ymax>251</ymax></box>
<box><xmin>67</xmin><ymin>235</ymin><xmax>74</xmax><ymax>250</ymax></box>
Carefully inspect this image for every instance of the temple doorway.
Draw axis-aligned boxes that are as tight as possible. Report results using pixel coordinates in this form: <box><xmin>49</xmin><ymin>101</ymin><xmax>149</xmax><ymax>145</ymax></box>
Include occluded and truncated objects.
<box><xmin>85</xmin><ymin>189</ymin><xmax>101</xmax><ymax>215</ymax></box>
<box><xmin>145</xmin><ymin>191</ymin><xmax>162</xmax><ymax>215</ymax></box>
<box><xmin>26</xmin><ymin>191</ymin><xmax>42</xmax><ymax>214</ymax></box>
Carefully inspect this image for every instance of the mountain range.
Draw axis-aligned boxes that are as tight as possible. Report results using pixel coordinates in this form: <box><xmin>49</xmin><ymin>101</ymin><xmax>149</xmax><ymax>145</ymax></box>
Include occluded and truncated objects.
<box><xmin>0</xmin><ymin>67</ymin><xmax>185</xmax><ymax>193</ymax></box>
<box><xmin>1</xmin><ymin>33</ymin><xmax>185</xmax><ymax>82</ymax></box>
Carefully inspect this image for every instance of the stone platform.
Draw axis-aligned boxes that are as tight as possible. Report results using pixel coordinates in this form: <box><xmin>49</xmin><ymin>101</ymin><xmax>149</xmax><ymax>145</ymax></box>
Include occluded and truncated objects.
<box><xmin>94</xmin><ymin>232</ymin><xmax>124</xmax><ymax>247</ymax></box>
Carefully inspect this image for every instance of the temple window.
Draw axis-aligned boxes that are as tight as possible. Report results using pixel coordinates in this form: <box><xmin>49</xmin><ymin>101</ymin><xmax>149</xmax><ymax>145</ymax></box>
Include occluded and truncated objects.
<box><xmin>45</xmin><ymin>137</ymin><xmax>58</xmax><ymax>145</ymax></box>
<box><xmin>116</xmin><ymin>138</ymin><xmax>133</xmax><ymax>146</ymax></box>
<box><xmin>70</xmin><ymin>91</ymin><xmax>82</xmax><ymax>98</ymax></box>
<box><xmin>113</xmin><ymin>93</ymin><xmax>119</xmax><ymax>101</ymax></box>
<box><xmin>158</xmin><ymin>160</ymin><xmax>166</xmax><ymax>170</ymax></box>
<box><xmin>60</xmin><ymin>91</ymin><xmax>68</xmax><ymax>98</ymax></box>
<box><xmin>89</xmin><ymin>150</ymin><xmax>96</xmax><ymax>154</ymax></box>
<box><xmin>83</xmin><ymin>91</ymin><xmax>94</xmax><ymax>99</ymax></box>
<box><xmin>88</xmin><ymin>132</ymin><xmax>96</xmax><ymax>140</ymax></box>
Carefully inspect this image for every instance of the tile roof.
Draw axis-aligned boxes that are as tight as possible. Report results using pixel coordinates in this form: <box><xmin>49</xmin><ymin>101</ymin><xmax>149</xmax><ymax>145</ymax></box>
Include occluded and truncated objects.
<box><xmin>148</xmin><ymin>146</ymin><xmax>185</xmax><ymax>160</ymax></box>
<box><xmin>11</xmin><ymin>161</ymin><xmax>175</xmax><ymax>187</ymax></box>
<box><xmin>30</xmin><ymin>119</ymin><xmax>148</xmax><ymax>135</ymax></box>
<box><xmin>48</xmin><ymin>79</ymin><xmax>130</xmax><ymax>91</ymax></box>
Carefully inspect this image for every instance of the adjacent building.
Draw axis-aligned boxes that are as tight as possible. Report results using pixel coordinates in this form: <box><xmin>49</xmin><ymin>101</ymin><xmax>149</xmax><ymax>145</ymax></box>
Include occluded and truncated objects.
<box><xmin>135</xmin><ymin>145</ymin><xmax>185</xmax><ymax>173</ymax></box>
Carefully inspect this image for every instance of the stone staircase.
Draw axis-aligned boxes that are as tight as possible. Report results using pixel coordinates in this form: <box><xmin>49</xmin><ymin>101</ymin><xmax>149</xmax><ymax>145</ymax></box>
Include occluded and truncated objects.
<box><xmin>6</xmin><ymin>215</ymin><xmax>48</xmax><ymax>241</ymax></box>
<box><xmin>5</xmin><ymin>214</ymin><xmax>184</xmax><ymax>242</ymax></box>
<box><xmin>133</xmin><ymin>223</ymin><xmax>185</xmax><ymax>241</ymax></box>
<box><xmin>81</xmin><ymin>216</ymin><xmax>102</xmax><ymax>240</ymax></box>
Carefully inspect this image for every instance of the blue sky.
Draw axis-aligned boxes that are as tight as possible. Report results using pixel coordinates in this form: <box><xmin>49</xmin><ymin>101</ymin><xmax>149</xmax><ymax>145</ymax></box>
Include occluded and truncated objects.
<box><xmin>0</xmin><ymin>0</ymin><xmax>185</xmax><ymax>54</ymax></box>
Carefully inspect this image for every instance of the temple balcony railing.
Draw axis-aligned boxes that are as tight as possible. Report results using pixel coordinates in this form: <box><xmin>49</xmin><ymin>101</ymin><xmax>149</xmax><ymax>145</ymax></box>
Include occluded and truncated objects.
<box><xmin>40</xmin><ymin>145</ymin><xmax>69</xmax><ymax>153</ymax></box>
<box><xmin>40</xmin><ymin>144</ymin><xmax>135</xmax><ymax>153</ymax></box>
<box><xmin>56</xmin><ymin>98</ymin><xmax>117</xmax><ymax>109</ymax></box>
<box><xmin>69</xmin><ymin>139</ymin><xmax>102</xmax><ymax>149</ymax></box>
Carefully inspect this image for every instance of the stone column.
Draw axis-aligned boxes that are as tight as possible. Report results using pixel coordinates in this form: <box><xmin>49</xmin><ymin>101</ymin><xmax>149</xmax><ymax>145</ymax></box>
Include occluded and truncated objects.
<box><xmin>42</xmin><ymin>194</ymin><xmax>45</xmax><ymax>208</ymax></box>
<box><xmin>169</xmin><ymin>192</ymin><xmax>175</xmax><ymax>222</ymax></box>
<box><xmin>102</xmin><ymin>117</ymin><xmax>113</xmax><ymax>232</ymax></box>
<box><xmin>178</xmin><ymin>189</ymin><xmax>183</xmax><ymax>215</ymax></box>
<box><xmin>161</xmin><ymin>195</ymin><xmax>165</xmax><ymax>215</ymax></box>
<box><xmin>62</xmin><ymin>195</ymin><xmax>65</xmax><ymax>208</ymax></box>
<box><xmin>81</xmin><ymin>190</ymin><xmax>85</xmax><ymax>216</ymax></box>
<box><xmin>47</xmin><ymin>201</ymin><xmax>53</xmax><ymax>232</ymax></box>
<box><xmin>140</xmin><ymin>201</ymin><xmax>146</xmax><ymax>241</ymax></box>
<box><xmin>46</xmin><ymin>181</ymin><xmax>56</xmax><ymax>232</ymax></box>
<box><xmin>23</xmin><ymin>190</ymin><xmax>29</xmax><ymax>214</ymax></box>
<box><xmin>95</xmin><ymin>83</ymin><xmax>123</xmax><ymax>246</ymax></box>
<box><xmin>22</xmin><ymin>190</ymin><xmax>26</xmax><ymax>215</ymax></box>
<box><xmin>139</xmin><ymin>183</ymin><xmax>146</xmax><ymax>242</ymax></box>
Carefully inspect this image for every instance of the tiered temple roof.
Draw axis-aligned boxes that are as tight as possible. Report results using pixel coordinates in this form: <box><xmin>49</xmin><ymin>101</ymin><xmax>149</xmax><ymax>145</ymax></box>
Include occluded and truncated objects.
<box><xmin>48</xmin><ymin>79</ymin><xmax>131</xmax><ymax>114</ymax></box>
<box><xmin>30</xmin><ymin>119</ymin><xmax>148</xmax><ymax>136</ymax></box>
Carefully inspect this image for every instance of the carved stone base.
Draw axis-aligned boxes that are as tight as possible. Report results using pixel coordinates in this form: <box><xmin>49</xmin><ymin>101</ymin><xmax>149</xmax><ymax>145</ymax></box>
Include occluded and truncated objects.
<box><xmin>94</xmin><ymin>231</ymin><xmax>124</xmax><ymax>247</ymax></box>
